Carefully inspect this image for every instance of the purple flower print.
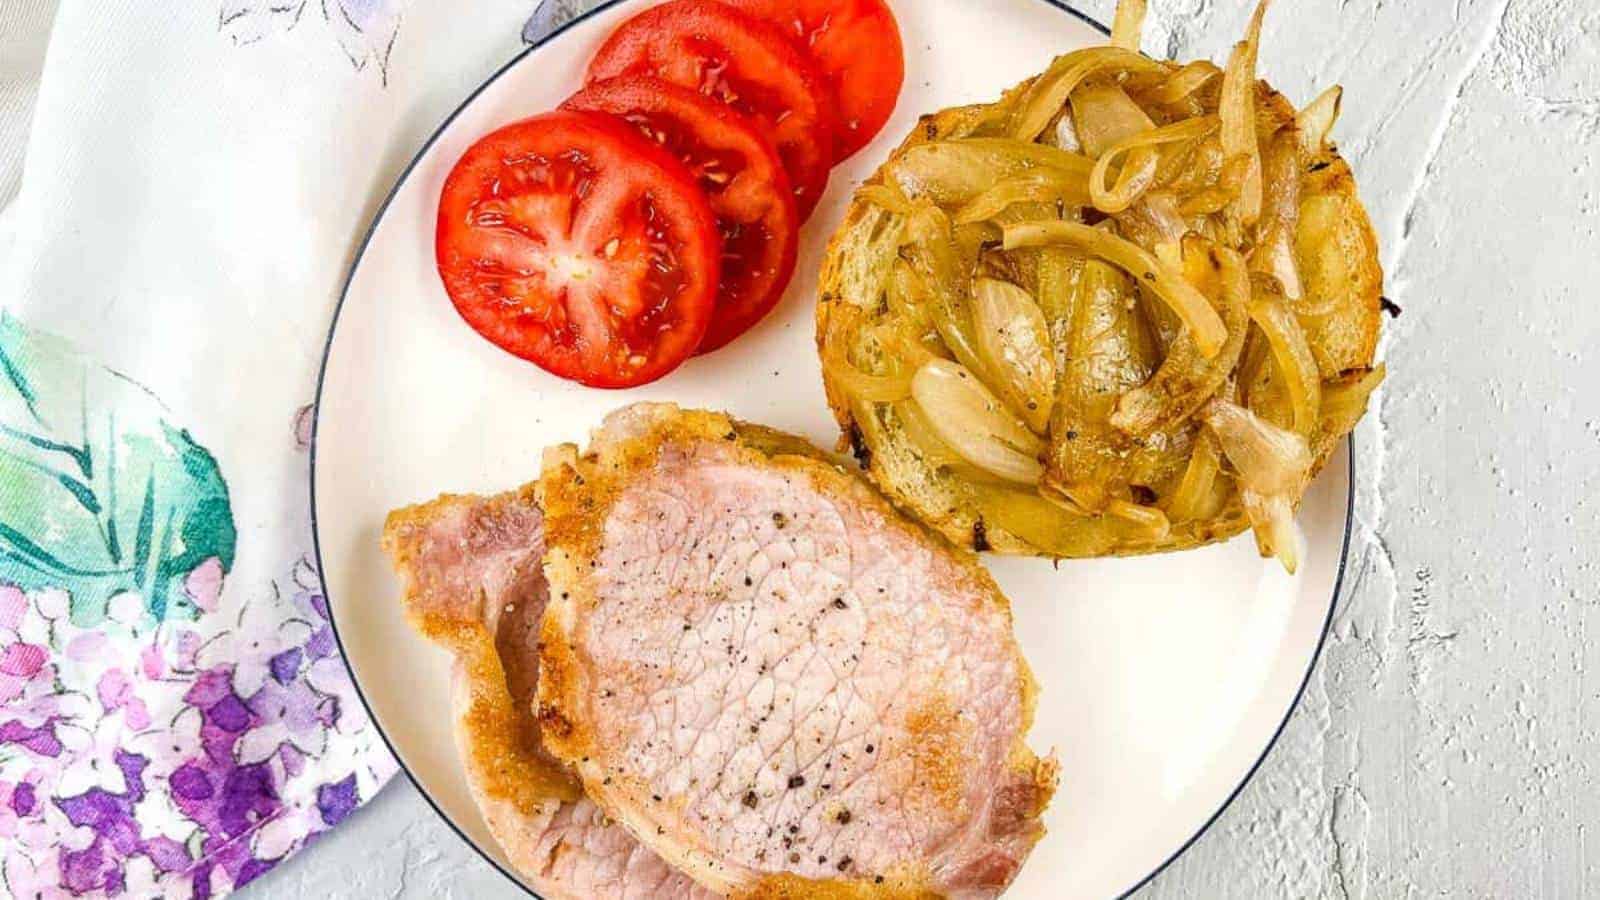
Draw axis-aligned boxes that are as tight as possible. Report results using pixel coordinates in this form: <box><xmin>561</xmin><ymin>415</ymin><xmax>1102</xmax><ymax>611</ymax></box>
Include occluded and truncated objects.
<box><xmin>219</xmin><ymin>0</ymin><xmax>307</xmax><ymax>46</ymax></box>
<box><xmin>50</xmin><ymin>750</ymin><xmax>152</xmax><ymax>894</ymax></box>
<box><xmin>0</xmin><ymin>642</ymin><xmax>46</xmax><ymax>675</ymax></box>
<box><xmin>210</xmin><ymin>696</ymin><xmax>252</xmax><ymax>734</ymax></box>
<box><xmin>316</xmin><ymin>774</ymin><xmax>359</xmax><ymax>827</ymax></box>
<box><xmin>0</xmin><ymin>314</ymin><xmax>389</xmax><ymax>895</ymax></box>
<box><xmin>197</xmin><ymin>586</ymin><xmax>319</xmax><ymax>701</ymax></box>
<box><xmin>187</xmin><ymin>559</ymin><xmax>226</xmax><ymax>615</ymax></box>
<box><xmin>271</xmin><ymin>647</ymin><xmax>304</xmax><ymax>684</ymax></box>
<box><xmin>0</xmin><ymin>719</ymin><xmax>62</xmax><ymax>758</ymax></box>
<box><xmin>221</xmin><ymin>0</ymin><xmax>406</xmax><ymax>82</ymax></box>
<box><xmin>523</xmin><ymin>0</ymin><xmax>567</xmax><ymax>44</ymax></box>
<box><xmin>98</xmin><ymin>669</ymin><xmax>153</xmax><ymax>731</ymax></box>
<box><xmin>239</xmin><ymin>677</ymin><xmax>336</xmax><ymax>765</ymax></box>
<box><xmin>143</xmin><ymin>835</ymin><xmax>191</xmax><ymax>873</ymax></box>
<box><xmin>0</xmin><ymin>585</ymin><xmax>26</xmax><ymax>629</ymax></box>
<box><xmin>326</xmin><ymin>0</ymin><xmax>402</xmax><ymax>70</ymax></box>
<box><xmin>56</xmin><ymin>784</ymin><xmax>143</xmax><ymax>856</ymax></box>
<box><xmin>11</xmin><ymin>782</ymin><xmax>37</xmax><ymax>816</ymax></box>
<box><xmin>53</xmin><ymin>700</ymin><xmax>162</xmax><ymax>824</ymax></box>
<box><xmin>0</xmin><ymin>639</ymin><xmax>48</xmax><ymax>707</ymax></box>
<box><xmin>171</xmin><ymin>763</ymin><xmax>215</xmax><ymax>801</ymax></box>
<box><xmin>1</xmin><ymin>590</ymin><xmax>74</xmax><ymax>750</ymax></box>
<box><xmin>60</xmin><ymin>839</ymin><xmax>121</xmax><ymax>894</ymax></box>
<box><xmin>305</xmin><ymin>622</ymin><xmax>337</xmax><ymax>661</ymax></box>
<box><xmin>166</xmin><ymin>667</ymin><xmax>302</xmax><ymax>889</ymax></box>
<box><xmin>1</xmin><ymin>769</ymin><xmax>46</xmax><ymax>819</ymax></box>
<box><xmin>0</xmin><ymin>557</ymin><xmax>395</xmax><ymax>899</ymax></box>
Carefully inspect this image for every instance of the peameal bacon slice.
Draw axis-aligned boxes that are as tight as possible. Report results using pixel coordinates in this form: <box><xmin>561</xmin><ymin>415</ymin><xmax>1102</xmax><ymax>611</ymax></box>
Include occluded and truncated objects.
<box><xmin>382</xmin><ymin>487</ymin><xmax>717</xmax><ymax>900</ymax></box>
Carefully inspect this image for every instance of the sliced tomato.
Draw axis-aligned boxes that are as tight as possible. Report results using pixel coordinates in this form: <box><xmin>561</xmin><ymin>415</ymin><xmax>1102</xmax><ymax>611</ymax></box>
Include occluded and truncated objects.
<box><xmin>565</xmin><ymin>76</ymin><xmax>799</xmax><ymax>353</ymax></box>
<box><xmin>587</xmin><ymin>0</ymin><xmax>836</xmax><ymax>220</ymax></box>
<box><xmin>719</xmin><ymin>0</ymin><xmax>905</xmax><ymax>161</ymax></box>
<box><xmin>435</xmin><ymin>110</ymin><xmax>721</xmax><ymax>388</ymax></box>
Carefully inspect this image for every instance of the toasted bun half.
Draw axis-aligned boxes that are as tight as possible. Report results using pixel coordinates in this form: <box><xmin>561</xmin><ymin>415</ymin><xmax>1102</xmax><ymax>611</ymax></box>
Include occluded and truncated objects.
<box><xmin>817</xmin><ymin>72</ymin><xmax>1383</xmax><ymax>558</ymax></box>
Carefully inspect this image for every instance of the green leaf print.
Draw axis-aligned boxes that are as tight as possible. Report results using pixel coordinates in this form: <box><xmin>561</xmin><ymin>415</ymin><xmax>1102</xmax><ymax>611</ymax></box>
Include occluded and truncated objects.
<box><xmin>0</xmin><ymin>313</ymin><xmax>235</xmax><ymax>626</ymax></box>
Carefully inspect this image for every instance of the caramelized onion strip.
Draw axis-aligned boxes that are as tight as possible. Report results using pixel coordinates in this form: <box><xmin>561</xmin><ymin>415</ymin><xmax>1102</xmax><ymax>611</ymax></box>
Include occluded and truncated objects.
<box><xmin>1219</xmin><ymin>0</ymin><xmax>1271</xmax><ymax>225</ymax></box>
<box><xmin>1004</xmin><ymin>220</ymin><xmax>1229</xmax><ymax>358</ymax></box>
<box><xmin>1090</xmin><ymin>115</ymin><xmax>1219</xmax><ymax>213</ymax></box>
<box><xmin>1010</xmin><ymin>48</ymin><xmax>1165</xmax><ymax>142</ymax></box>
<box><xmin>1111</xmin><ymin>0</ymin><xmax>1148</xmax><ymax>50</ymax></box>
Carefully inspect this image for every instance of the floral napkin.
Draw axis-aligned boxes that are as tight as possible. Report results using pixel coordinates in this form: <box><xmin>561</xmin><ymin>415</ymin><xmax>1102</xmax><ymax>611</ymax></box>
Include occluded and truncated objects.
<box><xmin>0</xmin><ymin>1</ymin><xmax>578</xmax><ymax>896</ymax></box>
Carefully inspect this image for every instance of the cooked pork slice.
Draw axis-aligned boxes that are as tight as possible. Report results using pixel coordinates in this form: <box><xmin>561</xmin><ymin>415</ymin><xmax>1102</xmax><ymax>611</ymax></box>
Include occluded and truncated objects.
<box><xmin>382</xmin><ymin>488</ymin><xmax>717</xmax><ymax>900</ymax></box>
<box><xmin>536</xmin><ymin>404</ymin><xmax>1058</xmax><ymax>898</ymax></box>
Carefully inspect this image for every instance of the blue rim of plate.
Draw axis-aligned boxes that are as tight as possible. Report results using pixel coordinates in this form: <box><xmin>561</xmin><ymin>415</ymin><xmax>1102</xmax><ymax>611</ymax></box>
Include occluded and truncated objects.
<box><xmin>309</xmin><ymin>1</ymin><xmax>1357</xmax><ymax>896</ymax></box>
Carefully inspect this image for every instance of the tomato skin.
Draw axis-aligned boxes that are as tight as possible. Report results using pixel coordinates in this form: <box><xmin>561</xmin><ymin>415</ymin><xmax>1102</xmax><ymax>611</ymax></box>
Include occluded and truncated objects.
<box><xmin>719</xmin><ymin>0</ymin><xmax>905</xmax><ymax>160</ymax></box>
<box><xmin>587</xmin><ymin>0</ymin><xmax>836</xmax><ymax>220</ymax></box>
<box><xmin>435</xmin><ymin>109</ymin><xmax>721</xmax><ymax>389</ymax></box>
<box><xmin>564</xmin><ymin>76</ymin><xmax>800</xmax><ymax>353</ymax></box>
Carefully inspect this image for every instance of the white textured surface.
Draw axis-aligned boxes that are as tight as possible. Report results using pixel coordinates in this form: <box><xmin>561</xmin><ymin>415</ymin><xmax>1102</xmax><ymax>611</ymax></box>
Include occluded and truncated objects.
<box><xmin>252</xmin><ymin>0</ymin><xmax>1600</xmax><ymax>897</ymax></box>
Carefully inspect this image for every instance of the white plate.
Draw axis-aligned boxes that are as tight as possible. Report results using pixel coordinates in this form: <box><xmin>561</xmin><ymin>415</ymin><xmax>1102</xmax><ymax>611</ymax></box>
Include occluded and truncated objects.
<box><xmin>311</xmin><ymin>1</ymin><xmax>1354</xmax><ymax>897</ymax></box>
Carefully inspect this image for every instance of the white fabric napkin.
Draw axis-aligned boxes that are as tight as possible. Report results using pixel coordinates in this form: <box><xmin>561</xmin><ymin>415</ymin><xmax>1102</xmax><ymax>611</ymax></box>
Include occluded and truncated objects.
<box><xmin>0</xmin><ymin>1</ymin><xmax>583</xmax><ymax>895</ymax></box>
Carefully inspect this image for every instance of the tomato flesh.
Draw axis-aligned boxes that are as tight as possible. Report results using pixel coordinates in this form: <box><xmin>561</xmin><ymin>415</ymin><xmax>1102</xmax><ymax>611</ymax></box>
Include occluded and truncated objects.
<box><xmin>720</xmin><ymin>0</ymin><xmax>904</xmax><ymax>160</ymax></box>
<box><xmin>435</xmin><ymin>110</ymin><xmax>721</xmax><ymax>388</ymax></box>
<box><xmin>565</xmin><ymin>76</ymin><xmax>799</xmax><ymax>353</ymax></box>
<box><xmin>588</xmin><ymin>0</ymin><xmax>836</xmax><ymax>220</ymax></box>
